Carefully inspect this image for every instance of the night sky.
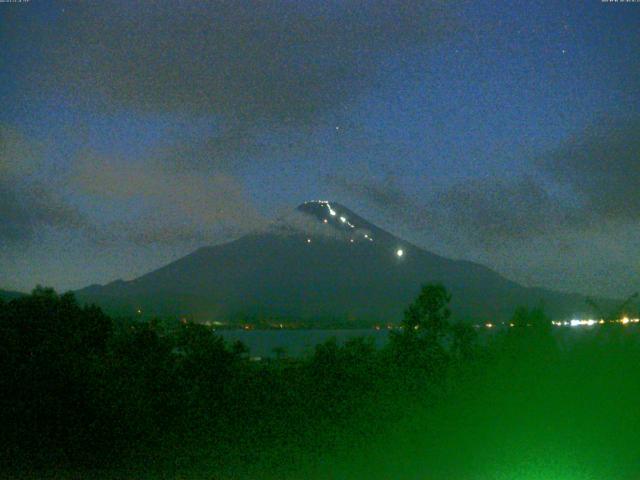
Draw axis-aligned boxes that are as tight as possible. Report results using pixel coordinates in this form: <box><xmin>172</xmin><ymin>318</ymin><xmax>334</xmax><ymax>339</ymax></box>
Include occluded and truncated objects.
<box><xmin>1</xmin><ymin>1</ymin><xmax>639</xmax><ymax>297</ymax></box>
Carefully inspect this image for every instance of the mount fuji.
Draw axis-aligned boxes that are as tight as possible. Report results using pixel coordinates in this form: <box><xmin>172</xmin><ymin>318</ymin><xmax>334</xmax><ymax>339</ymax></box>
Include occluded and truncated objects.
<box><xmin>75</xmin><ymin>201</ymin><xmax>598</xmax><ymax>324</ymax></box>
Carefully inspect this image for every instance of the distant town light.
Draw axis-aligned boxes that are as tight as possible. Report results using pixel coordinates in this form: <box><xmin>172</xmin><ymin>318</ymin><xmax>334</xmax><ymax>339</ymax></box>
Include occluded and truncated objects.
<box><xmin>307</xmin><ymin>238</ymin><xmax>312</xmax><ymax>243</ymax></box>
<box><xmin>569</xmin><ymin>318</ymin><xmax>599</xmax><ymax>327</ymax></box>
<box><xmin>340</xmin><ymin>216</ymin><xmax>347</xmax><ymax>223</ymax></box>
<box><xmin>396</xmin><ymin>248</ymin><xmax>404</xmax><ymax>257</ymax></box>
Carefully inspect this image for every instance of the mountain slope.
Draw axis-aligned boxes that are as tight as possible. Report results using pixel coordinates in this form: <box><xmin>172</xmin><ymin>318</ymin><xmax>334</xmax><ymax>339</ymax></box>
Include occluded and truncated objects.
<box><xmin>0</xmin><ymin>289</ymin><xmax>26</xmax><ymax>301</ymax></box>
<box><xmin>76</xmin><ymin>201</ymin><xmax>599</xmax><ymax>323</ymax></box>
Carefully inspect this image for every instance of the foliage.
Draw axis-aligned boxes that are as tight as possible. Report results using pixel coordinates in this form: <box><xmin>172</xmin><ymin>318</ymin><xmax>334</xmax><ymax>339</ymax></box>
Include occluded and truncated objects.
<box><xmin>401</xmin><ymin>283</ymin><xmax>451</xmax><ymax>340</ymax></box>
<box><xmin>510</xmin><ymin>304</ymin><xmax>550</xmax><ymax>330</ymax></box>
<box><xmin>0</xmin><ymin>284</ymin><xmax>578</xmax><ymax>478</ymax></box>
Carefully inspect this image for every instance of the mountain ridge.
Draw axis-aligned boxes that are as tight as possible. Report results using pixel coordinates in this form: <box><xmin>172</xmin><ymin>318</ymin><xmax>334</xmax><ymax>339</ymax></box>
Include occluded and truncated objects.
<box><xmin>75</xmin><ymin>200</ymin><xmax>606</xmax><ymax>323</ymax></box>
<box><xmin>0</xmin><ymin>289</ymin><xmax>27</xmax><ymax>301</ymax></box>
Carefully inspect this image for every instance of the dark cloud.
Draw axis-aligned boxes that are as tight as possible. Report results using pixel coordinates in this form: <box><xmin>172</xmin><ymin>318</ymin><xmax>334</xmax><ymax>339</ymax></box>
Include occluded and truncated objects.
<box><xmin>332</xmin><ymin>174</ymin><xmax>585</xmax><ymax>247</ymax></box>
<box><xmin>0</xmin><ymin>126</ymin><xmax>87</xmax><ymax>245</ymax></box>
<box><xmin>328</xmin><ymin>174</ymin><xmax>410</xmax><ymax>213</ymax></box>
<box><xmin>0</xmin><ymin>179</ymin><xmax>87</xmax><ymax>245</ymax></box>
<box><xmin>0</xmin><ymin>123</ymin><xmax>266</xmax><ymax>248</ymax></box>
<box><xmin>541</xmin><ymin>115</ymin><xmax>640</xmax><ymax>221</ymax></box>
<box><xmin>333</xmin><ymin>117</ymin><xmax>640</xmax><ymax>246</ymax></box>
<box><xmin>16</xmin><ymin>1</ymin><xmax>458</xmax><ymax>124</ymax></box>
<box><xmin>157</xmin><ymin>126</ymin><xmax>274</xmax><ymax>174</ymax></box>
<box><xmin>0</xmin><ymin>162</ymin><xmax>259</xmax><ymax>249</ymax></box>
<box><xmin>432</xmin><ymin>176</ymin><xmax>582</xmax><ymax>242</ymax></box>
<box><xmin>68</xmin><ymin>149</ymin><xmax>268</xmax><ymax>246</ymax></box>
<box><xmin>105</xmin><ymin>219</ymin><xmax>240</xmax><ymax>248</ymax></box>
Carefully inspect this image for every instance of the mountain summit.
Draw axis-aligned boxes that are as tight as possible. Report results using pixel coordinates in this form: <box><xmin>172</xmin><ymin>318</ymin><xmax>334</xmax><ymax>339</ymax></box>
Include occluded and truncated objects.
<box><xmin>76</xmin><ymin>201</ymin><xmax>595</xmax><ymax>323</ymax></box>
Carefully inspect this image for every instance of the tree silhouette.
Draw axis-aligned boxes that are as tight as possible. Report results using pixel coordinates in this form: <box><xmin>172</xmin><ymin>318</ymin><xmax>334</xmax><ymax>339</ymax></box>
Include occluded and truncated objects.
<box><xmin>587</xmin><ymin>292</ymin><xmax>638</xmax><ymax>321</ymax></box>
<box><xmin>231</xmin><ymin>339</ymin><xmax>249</xmax><ymax>357</ymax></box>
<box><xmin>389</xmin><ymin>284</ymin><xmax>453</xmax><ymax>382</ymax></box>
<box><xmin>402</xmin><ymin>284</ymin><xmax>451</xmax><ymax>342</ymax></box>
<box><xmin>272</xmin><ymin>345</ymin><xmax>287</xmax><ymax>359</ymax></box>
<box><xmin>451</xmin><ymin>321</ymin><xmax>478</xmax><ymax>361</ymax></box>
<box><xmin>0</xmin><ymin>287</ymin><xmax>113</xmax><ymax>465</ymax></box>
<box><xmin>0</xmin><ymin>283</ymin><xmax>489</xmax><ymax>475</ymax></box>
<box><xmin>510</xmin><ymin>304</ymin><xmax>550</xmax><ymax>331</ymax></box>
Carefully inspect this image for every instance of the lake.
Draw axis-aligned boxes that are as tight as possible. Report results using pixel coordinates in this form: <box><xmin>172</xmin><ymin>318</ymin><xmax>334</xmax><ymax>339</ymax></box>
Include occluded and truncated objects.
<box><xmin>218</xmin><ymin>324</ymin><xmax>640</xmax><ymax>358</ymax></box>
<box><xmin>218</xmin><ymin>329</ymin><xmax>390</xmax><ymax>357</ymax></box>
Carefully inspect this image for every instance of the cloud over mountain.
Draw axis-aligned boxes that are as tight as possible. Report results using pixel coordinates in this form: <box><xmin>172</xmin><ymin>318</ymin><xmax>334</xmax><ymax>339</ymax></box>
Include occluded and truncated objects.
<box><xmin>541</xmin><ymin>115</ymin><xmax>640</xmax><ymax>221</ymax></box>
<box><xmin>12</xmin><ymin>1</ymin><xmax>458</xmax><ymax>124</ymax></box>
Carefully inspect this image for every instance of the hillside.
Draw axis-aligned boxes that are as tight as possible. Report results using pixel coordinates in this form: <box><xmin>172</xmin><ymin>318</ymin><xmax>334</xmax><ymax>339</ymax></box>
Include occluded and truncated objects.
<box><xmin>76</xmin><ymin>201</ymin><xmax>601</xmax><ymax>324</ymax></box>
<box><xmin>0</xmin><ymin>289</ymin><xmax>26</xmax><ymax>302</ymax></box>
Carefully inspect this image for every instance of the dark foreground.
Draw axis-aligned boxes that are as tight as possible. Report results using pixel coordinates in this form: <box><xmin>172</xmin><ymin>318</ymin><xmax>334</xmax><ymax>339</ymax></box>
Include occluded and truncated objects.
<box><xmin>2</xmin><ymin>287</ymin><xmax>640</xmax><ymax>479</ymax></box>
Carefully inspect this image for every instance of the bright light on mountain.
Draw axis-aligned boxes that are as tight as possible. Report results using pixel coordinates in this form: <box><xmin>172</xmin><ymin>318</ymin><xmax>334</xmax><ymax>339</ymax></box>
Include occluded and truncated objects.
<box><xmin>396</xmin><ymin>249</ymin><xmax>404</xmax><ymax>257</ymax></box>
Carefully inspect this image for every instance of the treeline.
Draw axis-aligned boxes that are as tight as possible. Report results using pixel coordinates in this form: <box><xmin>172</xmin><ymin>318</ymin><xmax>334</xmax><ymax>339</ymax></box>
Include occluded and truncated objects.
<box><xmin>0</xmin><ymin>285</ymin><xmax>558</xmax><ymax>477</ymax></box>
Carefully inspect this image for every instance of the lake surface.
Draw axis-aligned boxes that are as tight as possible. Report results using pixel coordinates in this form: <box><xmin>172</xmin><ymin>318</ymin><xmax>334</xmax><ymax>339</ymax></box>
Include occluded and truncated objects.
<box><xmin>218</xmin><ymin>329</ymin><xmax>390</xmax><ymax>357</ymax></box>
<box><xmin>218</xmin><ymin>325</ymin><xmax>640</xmax><ymax>358</ymax></box>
